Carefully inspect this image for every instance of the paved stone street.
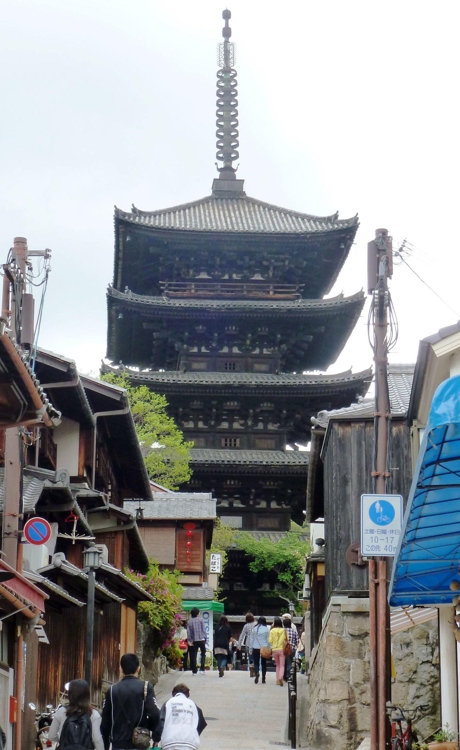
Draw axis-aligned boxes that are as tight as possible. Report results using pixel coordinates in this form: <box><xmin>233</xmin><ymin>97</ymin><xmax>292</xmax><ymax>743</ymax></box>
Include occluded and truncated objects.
<box><xmin>156</xmin><ymin>668</ymin><xmax>291</xmax><ymax>750</ymax></box>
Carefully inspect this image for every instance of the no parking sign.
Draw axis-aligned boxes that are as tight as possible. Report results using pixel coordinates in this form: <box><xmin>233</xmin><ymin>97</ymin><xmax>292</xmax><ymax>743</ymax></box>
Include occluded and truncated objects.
<box><xmin>23</xmin><ymin>517</ymin><xmax>52</xmax><ymax>546</ymax></box>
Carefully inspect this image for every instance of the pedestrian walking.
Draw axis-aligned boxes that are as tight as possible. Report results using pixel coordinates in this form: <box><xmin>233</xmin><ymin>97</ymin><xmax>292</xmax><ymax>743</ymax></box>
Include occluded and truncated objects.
<box><xmin>158</xmin><ymin>683</ymin><xmax>207</xmax><ymax>750</ymax></box>
<box><xmin>100</xmin><ymin>652</ymin><xmax>160</xmax><ymax>750</ymax></box>
<box><xmin>269</xmin><ymin>616</ymin><xmax>287</xmax><ymax>686</ymax></box>
<box><xmin>296</xmin><ymin>628</ymin><xmax>306</xmax><ymax>673</ymax></box>
<box><xmin>0</xmin><ymin>723</ymin><xmax>5</xmax><ymax>750</ymax></box>
<box><xmin>248</xmin><ymin>616</ymin><xmax>270</xmax><ymax>684</ymax></box>
<box><xmin>213</xmin><ymin>615</ymin><xmax>233</xmax><ymax>677</ymax></box>
<box><xmin>187</xmin><ymin>607</ymin><xmax>207</xmax><ymax>676</ymax></box>
<box><xmin>177</xmin><ymin>620</ymin><xmax>189</xmax><ymax>671</ymax></box>
<box><xmin>283</xmin><ymin>617</ymin><xmax>299</xmax><ymax>680</ymax></box>
<box><xmin>281</xmin><ymin>612</ymin><xmax>297</xmax><ymax>630</ymax></box>
<box><xmin>48</xmin><ymin>679</ymin><xmax>104</xmax><ymax>750</ymax></box>
<box><xmin>237</xmin><ymin>612</ymin><xmax>256</xmax><ymax>676</ymax></box>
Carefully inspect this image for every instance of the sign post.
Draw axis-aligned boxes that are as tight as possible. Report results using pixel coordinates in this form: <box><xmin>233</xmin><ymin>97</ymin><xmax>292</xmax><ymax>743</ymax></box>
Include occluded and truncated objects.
<box><xmin>361</xmin><ymin>494</ymin><xmax>402</xmax><ymax>557</ymax></box>
<box><xmin>23</xmin><ymin>517</ymin><xmax>52</xmax><ymax>546</ymax></box>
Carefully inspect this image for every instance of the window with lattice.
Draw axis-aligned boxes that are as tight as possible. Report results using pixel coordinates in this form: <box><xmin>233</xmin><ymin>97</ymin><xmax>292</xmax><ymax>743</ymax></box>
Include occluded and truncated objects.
<box><xmin>221</xmin><ymin>437</ymin><xmax>240</xmax><ymax>448</ymax></box>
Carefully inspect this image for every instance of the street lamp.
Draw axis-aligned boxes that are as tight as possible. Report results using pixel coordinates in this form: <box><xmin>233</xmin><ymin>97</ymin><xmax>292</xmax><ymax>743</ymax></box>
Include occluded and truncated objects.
<box><xmin>82</xmin><ymin>545</ymin><xmax>102</xmax><ymax>689</ymax></box>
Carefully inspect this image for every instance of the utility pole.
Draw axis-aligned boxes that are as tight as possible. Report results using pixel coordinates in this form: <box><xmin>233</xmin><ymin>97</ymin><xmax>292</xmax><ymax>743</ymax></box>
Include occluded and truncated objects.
<box><xmin>367</xmin><ymin>228</ymin><xmax>393</xmax><ymax>750</ymax></box>
<box><xmin>1</xmin><ymin>237</ymin><xmax>51</xmax><ymax>750</ymax></box>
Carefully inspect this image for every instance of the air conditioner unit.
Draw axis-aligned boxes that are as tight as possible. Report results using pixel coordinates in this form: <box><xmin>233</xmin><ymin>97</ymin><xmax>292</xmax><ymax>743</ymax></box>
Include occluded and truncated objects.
<box><xmin>96</xmin><ymin>544</ymin><xmax>109</xmax><ymax>565</ymax></box>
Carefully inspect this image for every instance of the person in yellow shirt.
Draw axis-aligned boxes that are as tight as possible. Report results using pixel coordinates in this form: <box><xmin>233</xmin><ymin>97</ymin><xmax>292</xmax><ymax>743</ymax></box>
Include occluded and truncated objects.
<box><xmin>268</xmin><ymin>617</ymin><xmax>287</xmax><ymax>686</ymax></box>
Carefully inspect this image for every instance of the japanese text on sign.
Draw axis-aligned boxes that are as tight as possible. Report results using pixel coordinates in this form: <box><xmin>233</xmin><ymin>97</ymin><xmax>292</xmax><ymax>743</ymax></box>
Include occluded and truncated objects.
<box><xmin>209</xmin><ymin>553</ymin><xmax>222</xmax><ymax>573</ymax></box>
<box><xmin>361</xmin><ymin>494</ymin><xmax>403</xmax><ymax>557</ymax></box>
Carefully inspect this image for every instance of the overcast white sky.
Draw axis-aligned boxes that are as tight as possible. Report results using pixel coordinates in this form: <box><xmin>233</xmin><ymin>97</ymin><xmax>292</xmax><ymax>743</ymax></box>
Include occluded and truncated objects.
<box><xmin>1</xmin><ymin>0</ymin><xmax>459</xmax><ymax>382</ymax></box>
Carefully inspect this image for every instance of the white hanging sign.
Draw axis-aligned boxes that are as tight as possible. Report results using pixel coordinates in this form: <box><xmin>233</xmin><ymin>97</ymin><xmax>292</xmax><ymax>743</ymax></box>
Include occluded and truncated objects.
<box><xmin>209</xmin><ymin>553</ymin><xmax>222</xmax><ymax>574</ymax></box>
<box><xmin>361</xmin><ymin>494</ymin><xmax>403</xmax><ymax>557</ymax></box>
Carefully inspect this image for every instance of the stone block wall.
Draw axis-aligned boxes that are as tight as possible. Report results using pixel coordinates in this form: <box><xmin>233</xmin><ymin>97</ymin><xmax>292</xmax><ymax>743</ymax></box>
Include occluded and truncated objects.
<box><xmin>304</xmin><ymin>598</ymin><xmax>370</xmax><ymax>750</ymax></box>
<box><xmin>391</xmin><ymin>620</ymin><xmax>440</xmax><ymax>740</ymax></box>
<box><xmin>303</xmin><ymin>599</ymin><xmax>440</xmax><ymax>750</ymax></box>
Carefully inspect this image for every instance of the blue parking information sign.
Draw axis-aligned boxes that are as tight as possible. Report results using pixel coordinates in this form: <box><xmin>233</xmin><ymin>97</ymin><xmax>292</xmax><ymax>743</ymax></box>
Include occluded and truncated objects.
<box><xmin>361</xmin><ymin>494</ymin><xmax>403</xmax><ymax>557</ymax></box>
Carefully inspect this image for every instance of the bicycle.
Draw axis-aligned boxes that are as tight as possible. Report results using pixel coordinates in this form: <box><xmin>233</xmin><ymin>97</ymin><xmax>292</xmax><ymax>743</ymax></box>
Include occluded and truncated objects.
<box><xmin>386</xmin><ymin>702</ymin><xmax>430</xmax><ymax>750</ymax></box>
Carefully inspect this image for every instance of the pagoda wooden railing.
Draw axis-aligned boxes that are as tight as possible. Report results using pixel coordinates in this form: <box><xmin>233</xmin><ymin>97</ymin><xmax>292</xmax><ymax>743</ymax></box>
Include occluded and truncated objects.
<box><xmin>160</xmin><ymin>281</ymin><xmax>302</xmax><ymax>299</ymax></box>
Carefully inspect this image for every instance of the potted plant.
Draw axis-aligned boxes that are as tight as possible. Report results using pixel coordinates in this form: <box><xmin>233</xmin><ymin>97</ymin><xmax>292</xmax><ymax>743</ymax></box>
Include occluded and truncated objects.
<box><xmin>428</xmin><ymin>725</ymin><xmax>458</xmax><ymax>750</ymax></box>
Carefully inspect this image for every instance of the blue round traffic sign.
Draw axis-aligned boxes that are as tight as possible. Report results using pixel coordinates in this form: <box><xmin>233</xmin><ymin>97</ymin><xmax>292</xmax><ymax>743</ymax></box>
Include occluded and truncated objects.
<box><xmin>369</xmin><ymin>500</ymin><xmax>395</xmax><ymax>526</ymax></box>
<box><xmin>23</xmin><ymin>517</ymin><xmax>52</xmax><ymax>546</ymax></box>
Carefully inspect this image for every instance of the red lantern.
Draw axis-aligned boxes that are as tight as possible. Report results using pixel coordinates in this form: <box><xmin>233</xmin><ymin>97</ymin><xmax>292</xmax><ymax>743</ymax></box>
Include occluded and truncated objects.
<box><xmin>186</xmin><ymin>541</ymin><xmax>192</xmax><ymax>547</ymax></box>
<box><xmin>186</xmin><ymin>530</ymin><xmax>193</xmax><ymax>538</ymax></box>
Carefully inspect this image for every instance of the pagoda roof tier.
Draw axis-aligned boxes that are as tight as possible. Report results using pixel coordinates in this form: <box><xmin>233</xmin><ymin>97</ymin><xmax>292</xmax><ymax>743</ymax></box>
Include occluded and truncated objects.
<box><xmin>115</xmin><ymin>197</ymin><xmax>358</xmax><ymax>235</ymax></box>
<box><xmin>114</xmin><ymin>202</ymin><xmax>358</xmax><ymax>301</ymax></box>
<box><xmin>107</xmin><ymin>287</ymin><xmax>365</xmax><ymax>371</ymax></box>
<box><xmin>103</xmin><ymin>365</ymin><xmax>371</xmax><ymax>394</ymax></box>
<box><xmin>189</xmin><ymin>449</ymin><xmax>309</xmax><ymax>473</ymax></box>
<box><xmin>108</xmin><ymin>286</ymin><xmax>364</xmax><ymax>314</ymax></box>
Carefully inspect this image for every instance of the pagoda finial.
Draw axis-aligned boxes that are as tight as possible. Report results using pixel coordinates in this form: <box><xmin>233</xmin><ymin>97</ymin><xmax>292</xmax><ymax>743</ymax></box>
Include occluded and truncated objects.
<box><xmin>212</xmin><ymin>9</ymin><xmax>245</xmax><ymax>196</ymax></box>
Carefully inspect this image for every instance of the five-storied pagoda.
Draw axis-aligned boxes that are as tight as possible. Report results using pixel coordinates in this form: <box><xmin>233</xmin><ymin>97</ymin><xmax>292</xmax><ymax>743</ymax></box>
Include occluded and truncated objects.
<box><xmin>105</xmin><ymin>10</ymin><xmax>371</xmax><ymax>609</ymax></box>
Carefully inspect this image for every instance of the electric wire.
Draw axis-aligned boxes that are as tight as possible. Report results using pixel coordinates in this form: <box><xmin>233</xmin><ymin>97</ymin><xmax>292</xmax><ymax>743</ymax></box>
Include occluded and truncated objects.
<box><xmin>394</xmin><ymin>250</ymin><xmax>460</xmax><ymax>318</ymax></box>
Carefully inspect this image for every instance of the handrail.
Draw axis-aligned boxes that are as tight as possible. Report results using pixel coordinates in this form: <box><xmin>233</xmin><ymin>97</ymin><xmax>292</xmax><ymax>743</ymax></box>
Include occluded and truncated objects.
<box><xmin>287</xmin><ymin>658</ymin><xmax>298</xmax><ymax>748</ymax></box>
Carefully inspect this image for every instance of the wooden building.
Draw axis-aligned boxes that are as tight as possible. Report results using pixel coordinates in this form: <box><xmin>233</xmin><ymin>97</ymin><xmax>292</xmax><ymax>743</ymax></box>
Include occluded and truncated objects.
<box><xmin>104</xmin><ymin>12</ymin><xmax>370</xmax><ymax>611</ymax></box>
<box><xmin>1</xmin><ymin>349</ymin><xmax>154</xmax><ymax>746</ymax></box>
<box><xmin>306</xmin><ymin>364</ymin><xmax>414</xmax><ymax>648</ymax></box>
<box><xmin>124</xmin><ymin>493</ymin><xmax>216</xmax><ymax>588</ymax></box>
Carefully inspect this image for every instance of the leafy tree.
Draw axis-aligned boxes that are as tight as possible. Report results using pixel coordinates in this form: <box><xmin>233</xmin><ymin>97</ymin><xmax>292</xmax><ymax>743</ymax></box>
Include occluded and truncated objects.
<box><xmin>126</xmin><ymin>561</ymin><xmax>184</xmax><ymax>666</ymax></box>
<box><xmin>101</xmin><ymin>372</ymin><xmax>192</xmax><ymax>490</ymax></box>
<box><xmin>235</xmin><ymin>530</ymin><xmax>310</xmax><ymax>608</ymax></box>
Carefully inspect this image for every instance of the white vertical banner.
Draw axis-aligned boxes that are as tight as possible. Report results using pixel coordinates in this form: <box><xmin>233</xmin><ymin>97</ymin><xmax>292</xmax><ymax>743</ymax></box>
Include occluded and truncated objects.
<box><xmin>201</xmin><ymin>609</ymin><xmax>214</xmax><ymax>670</ymax></box>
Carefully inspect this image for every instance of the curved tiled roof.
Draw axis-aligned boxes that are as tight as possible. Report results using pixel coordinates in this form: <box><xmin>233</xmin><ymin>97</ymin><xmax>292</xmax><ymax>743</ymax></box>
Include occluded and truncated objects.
<box><xmin>105</xmin><ymin>366</ymin><xmax>372</xmax><ymax>390</ymax></box>
<box><xmin>115</xmin><ymin>196</ymin><xmax>358</xmax><ymax>235</ymax></box>
<box><xmin>312</xmin><ymin>364</ymin><xmax>414</xmax><ymax>428</ymax></box>
<box><xmin>107</xmin><ymin>286</ymin><xmax>365</xmax><ymax>314</ymax></box>
<box><xmin>190</xmin><ymin>449</ymin><xmax>309</xmax><ymax>467</ymax></box>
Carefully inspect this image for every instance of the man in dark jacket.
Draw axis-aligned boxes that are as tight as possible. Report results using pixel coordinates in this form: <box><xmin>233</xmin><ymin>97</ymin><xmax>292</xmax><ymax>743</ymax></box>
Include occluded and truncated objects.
<box><xmin>101</xmin><ymin>653</ymin><xmax>160</xmax><ymax>750</ymax></box>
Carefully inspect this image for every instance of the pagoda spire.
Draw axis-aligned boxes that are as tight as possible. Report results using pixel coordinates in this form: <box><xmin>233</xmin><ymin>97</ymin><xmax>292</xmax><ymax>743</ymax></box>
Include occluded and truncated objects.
<box><xmin>212</xmin><ymin>9</ymin><xmax>245</xmax><ymax>196</ymax></box>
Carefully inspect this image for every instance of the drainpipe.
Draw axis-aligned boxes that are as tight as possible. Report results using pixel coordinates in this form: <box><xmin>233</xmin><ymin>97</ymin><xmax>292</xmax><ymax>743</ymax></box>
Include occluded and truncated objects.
<box><xmin>91</xmin><ymin>407</ymin><xmax>130</xmax><ymax>488</ymax></box>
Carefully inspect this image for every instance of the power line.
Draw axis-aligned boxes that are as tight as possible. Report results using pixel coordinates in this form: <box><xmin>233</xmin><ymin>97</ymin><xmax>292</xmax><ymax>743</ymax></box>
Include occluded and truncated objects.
<box><xmin>394</xmin><ymin>249</ymin><xmax>460</xmax><ymax>319</ymax></box>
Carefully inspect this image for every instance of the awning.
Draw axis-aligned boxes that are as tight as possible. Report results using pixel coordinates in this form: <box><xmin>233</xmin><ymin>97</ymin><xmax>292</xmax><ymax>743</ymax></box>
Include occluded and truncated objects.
<box><xmin>390</xmin><ymin>375</ymin><xmax>460</xmax><ymax>606</ymax></box>
<box><xmin>181</xmin><ymin>600</ymin><xmax>224</xmax><ymax>614</ymax></box>
<box><xmin>390</xmin><ymin>606</ymin><xmax>437</xmax><ymax>633</ymax></box>
<box><xmin>0</xmin><ymin>559</ymin><xmax>48</xmax><ymax>615</ymax></box>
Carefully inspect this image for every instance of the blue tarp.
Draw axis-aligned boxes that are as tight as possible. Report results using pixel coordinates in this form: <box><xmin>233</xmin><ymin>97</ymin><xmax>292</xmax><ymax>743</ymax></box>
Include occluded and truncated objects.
<box><xmin>389</xmin><ymin>375</ymin><xmax>460</xmax><ymax>606</ymax></box>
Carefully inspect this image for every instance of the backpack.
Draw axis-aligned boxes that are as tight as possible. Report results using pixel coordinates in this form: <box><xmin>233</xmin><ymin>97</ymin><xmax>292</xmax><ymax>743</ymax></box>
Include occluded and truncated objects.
<box><xmin>58</xmin><ymin>712</ymin><xmax>93</xmax><ymax>750</ymax></box>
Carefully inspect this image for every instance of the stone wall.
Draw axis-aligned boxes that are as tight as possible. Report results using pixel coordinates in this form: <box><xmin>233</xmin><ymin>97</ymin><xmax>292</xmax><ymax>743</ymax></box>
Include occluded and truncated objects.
<box><xmin>391</xmin><ymin>619</ymin><xmax>440</xmax><ymax>740</ymax></box>
<box><xmin>303</xmin><ymin>599</ymin><xmax>440</xmax><ymax>750</ymax></box>
<box><xmin>304</xmin><ymin>598</ymin><xmax>370</xmax><ymax>750</ymax></box>
<box><xmin>137</xmin><ymin>621</ymin><xmax>169</xmax><ymax>685</ymax></box>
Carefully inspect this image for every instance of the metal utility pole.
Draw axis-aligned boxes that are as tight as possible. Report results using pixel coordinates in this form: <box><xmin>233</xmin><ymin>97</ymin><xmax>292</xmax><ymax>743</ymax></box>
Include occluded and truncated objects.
<box><xmin>367</xmin><ymin>228</ymin><xmax>393</xmax><ymax>750</ymax></box>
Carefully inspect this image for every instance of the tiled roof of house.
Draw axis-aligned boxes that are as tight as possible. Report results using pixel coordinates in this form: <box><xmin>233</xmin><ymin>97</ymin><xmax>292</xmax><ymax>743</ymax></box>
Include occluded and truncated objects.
<box><xmin>0</xmin><ymin>470</ymin><xmax>45</xmax><ymax>513</ymax></box>
<box><xmin>242</xmin><ymin>530</ymin><xmax>309</xmax><ymax>543</ymax></box>
<box><xmin>312</xmin><ymin>364</ymin><xmax>414</xmax><ymax>428</ymax></box>
<box><xmin>115</xmin><ymin>197</ymin><xmax>358</xmax><ymax>235</ymax></box>
<box><xmin>124</xmin><ymin>497</ymin><xmax>217</xmax><ymax>520</ymax></box>
<box><xmin>181</xmin><ymin>586</ymin><xmax>215</xmax><ymax>600</ymax></box>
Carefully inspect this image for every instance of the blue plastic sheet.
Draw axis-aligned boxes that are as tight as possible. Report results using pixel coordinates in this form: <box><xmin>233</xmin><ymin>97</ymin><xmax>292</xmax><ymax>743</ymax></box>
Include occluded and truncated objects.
<box><xmin>389</xmin><ymin>375</ymin><xmax>460</xmax><ymax>606</ymax></box>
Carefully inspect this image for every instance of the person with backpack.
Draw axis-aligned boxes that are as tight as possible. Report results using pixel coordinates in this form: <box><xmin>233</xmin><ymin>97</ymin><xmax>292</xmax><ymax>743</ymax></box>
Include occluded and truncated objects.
<box><xmin>48</xmin><ymin>678</ymin><xmax>104</xmax><ymax>750</ymax></box>
<box><xmin>100</xmin><ymin>652</ymin><xmax>160</xmax><ymax>750</ymax></box>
